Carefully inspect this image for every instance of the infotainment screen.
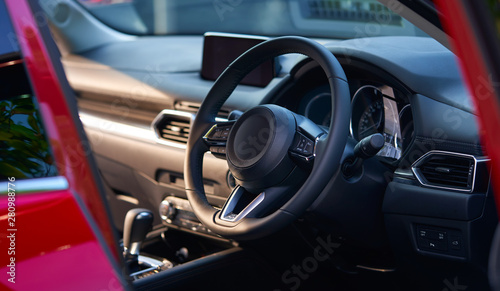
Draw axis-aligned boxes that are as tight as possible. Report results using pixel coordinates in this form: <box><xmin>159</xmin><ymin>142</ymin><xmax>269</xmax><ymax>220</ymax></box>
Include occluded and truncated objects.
<box><xmin>201</xmin><ymin>32</ymin><xmax>278</xmax><ymax>87</ymax></box>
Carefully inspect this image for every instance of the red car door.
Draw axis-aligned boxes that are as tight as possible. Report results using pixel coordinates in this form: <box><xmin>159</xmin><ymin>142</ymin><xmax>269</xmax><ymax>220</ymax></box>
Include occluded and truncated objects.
<box><xmin>435</xmin><ymin>0</ymin><xmax>500</xmax><ymax>290</ymax></box>
<box><xmin>0</xmin><ymin>0</ymin><xmax>128</xmax><ymax>289</ymax></box>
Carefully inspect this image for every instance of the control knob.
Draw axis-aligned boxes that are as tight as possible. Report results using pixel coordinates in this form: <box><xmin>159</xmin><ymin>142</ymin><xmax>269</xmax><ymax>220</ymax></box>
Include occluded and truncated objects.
<box><xmin>159</xmin><ymin>199</ymin><xmax>177</xmax><ymax>222</ymax></box>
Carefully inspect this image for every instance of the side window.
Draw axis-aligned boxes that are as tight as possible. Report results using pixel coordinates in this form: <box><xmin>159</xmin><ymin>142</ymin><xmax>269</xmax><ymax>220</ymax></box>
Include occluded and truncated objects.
<box><xmin>486</xmin><ymin>0</ymin><xmax>500</xmax><ymax>37</ymax></box>
<box><xmin>0</xmin><ymin>0</ymin><xmax>58</xmax><ymax>182</ymax></box>
<box><xmin>0</xmin><ymin>61</ymin><xmax>58</xmax><ymax>181</ymax></box>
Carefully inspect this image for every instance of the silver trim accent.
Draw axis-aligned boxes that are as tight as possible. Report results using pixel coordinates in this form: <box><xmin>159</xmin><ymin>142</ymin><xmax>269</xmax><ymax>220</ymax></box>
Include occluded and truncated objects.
<box><xmin>356</xmin><ymin>265</ymin><xmax>396</xmax><ymax>273</ymax></box>
<box><xmin>349</xmin><ymin>85</ymin><xmax>382</xmax><ymax>138</ymax></box>
<box><xmin>79</xmin><ymin>112</ymin><xmax>157</xmax><ymax>144</ymax></box>
<box><xmin>411</xmin><ymin>150</ymin><xmax>489</xmax><ymax>193</ymax></box>
<box><xmin>204</xmin><ymin>31</ymin><xmax>269</xmax><ymax>41</ymax></box>
<box><xmin>220</xmin><ymin>186</ymin><xmax>265</xmax><ymax>222</ymax></box>
<box><xmin>81</xmin><ymin>109</ymin><xmax>227</xmax><ymax>151</ymax></box>
<box><xmin>151</xmin><ymin>109</ymin><xmax>228</xmax><ymax>149</ymax></box>
<box><xmin>0</xmin><ymin>176</ymin><xmax>68</xmax><ymax>195</ymax></box>
<box><xmin>129</xmin><ymin>242</ymin><xmax>141</xmax><ymax>257</ymax></box>
<box><xmin>129</xmin><ymin>255</ymin><xmax>174</xmax><ymax>279</ymax></box>
<box><xmin>151</xmin><ymin>109</ymin><xmax>195</xmax><ymax>149</ymax></box>
<box><xmin>393</xmin><ymin>169</ymin><xmax>415</xmax><ymax>179</ymax></box>
<box><xmin>116</xmin><ymin>195</ymin><xmax>139</xmax><ymax>205</ymax></box>
<box><xmin>398</xmin><ymin>104</ymin><xmax>412</xmax><ymax>120</ymax></box>
<box><xmin>311</xmin><ymin>134</ymin><xmax>323</xmax><ymax>159</ymax></box>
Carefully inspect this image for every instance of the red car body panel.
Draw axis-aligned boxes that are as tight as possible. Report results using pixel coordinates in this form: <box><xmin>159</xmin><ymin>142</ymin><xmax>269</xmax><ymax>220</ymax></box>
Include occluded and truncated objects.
<box><xmin>436</xmin><ymin>0</ymin><xmax>500</xmax><ymax>213</ymax></box>
<box><xmin>1</xmin><ymin>0</ymin><xmax>126</xmax><ymax>289</ymax></box>
<box><xmin>4</xmin><ymin>0</ymin><xmax>120</xmax><ymax>255</ymax></box>
<box><xmin>0</xmin><ymin>191</ymin><xmax>125</xmax><ymax>290</ymax></box>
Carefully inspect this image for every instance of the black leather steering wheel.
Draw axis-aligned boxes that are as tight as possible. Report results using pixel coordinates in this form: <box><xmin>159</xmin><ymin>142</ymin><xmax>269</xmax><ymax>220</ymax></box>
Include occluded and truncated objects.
<box><xmin>185</xmin><ymin>36</ymin><xmax>351</xmax><ymax>240</ymax></box>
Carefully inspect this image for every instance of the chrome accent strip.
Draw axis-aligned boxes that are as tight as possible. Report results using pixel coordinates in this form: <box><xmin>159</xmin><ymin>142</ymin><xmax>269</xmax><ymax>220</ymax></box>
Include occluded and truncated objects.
<box><xmin>79</xmin><ymin>112</ymin><xmax>158</xmax><ymax>144</ymax></box>
<box><xmin>393</xmin><ymin>169</ymin><xmax>415</xmax><ymax>179</ymax></box>
<box><xmin>349</xmin><ymin>85</ymin><xmax>382</xmax><ymax>138</ymax></box>
<box><xmin>129</xmin><ymin>255</ymin><xmax>173</xmax><ymax>278</ymax></box>
<box><xmin>0</xmin><ymin>176</ymin><xmax>68</xmax><ymax>195</ymax></box>
<box><xmin>152</xmin><ymin>109</ymin><xmax>195</xmax><ymax>123</ymax></box>
<box><xmin>151</xmin><ymin>109</ymin><xmax>227</xmax><ymax>148</ymax></box>
<box><xmin>129</xmin><ymin>242</ymin><xmax>141</xmax><ymax>257</ymax></box>
<box><xmin>81</xmin><ymin>110</ymin><xmax>228</xmax><ymax>151</ymax></box>
<box><xmin>204</xmin><ymin>31</ymin><xmax>269</xmax><ymax>41</ymax></box>
<box><xmin>411</xmin><ymin>150</ymin><xmax>489</xmax><ymax>193</ymax></box>
<box><xmin>151</xmin><ymin>109</ymin><xmax>195</xmax><ymax>149</ymax></box>
<box><xmin>220</xmin><ymin>186</ymin><xmax>265</xmax><ymax>222</ymax></box>
<box><xmin>116</xmin><ymin>195</ymin><xmax>139</xmax><ymax>205</ymax></box>
<box><xmin>356</xmin><ymin>265</ymin><xmax>396</xmax><ymax>273</ymax></box>
<box><xmin>311</xmin><ymin>134</ymin><xmax>323</xmax><ymax>159</ymax></box>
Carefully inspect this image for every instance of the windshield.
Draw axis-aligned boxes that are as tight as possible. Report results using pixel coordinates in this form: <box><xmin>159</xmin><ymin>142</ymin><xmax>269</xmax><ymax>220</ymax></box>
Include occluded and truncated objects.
<box><xmin>76</xmin><ymin>0</ymin><xmax>428</xmax><ymax>39</ymax></box>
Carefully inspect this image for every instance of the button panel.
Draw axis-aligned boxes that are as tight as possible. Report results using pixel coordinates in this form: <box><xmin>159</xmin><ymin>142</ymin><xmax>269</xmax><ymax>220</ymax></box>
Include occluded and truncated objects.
<box><xmin>204</xmin><ymin>123</ymin><xmax>234</xmax><ymax>143</ymax></box>
<box><xmin>160</xmin><ymin>196</ymin><xmax>219</xmax><ymax>237</ymax></box>
<box><xmin>290</xmin><ymin>132</ymin><xmax>315</xmax><ymax>157</ymax></box>
<box><xmin>204</xmin><ymin>123</ymin><xmax>234</xmax><ymax>158</ymax></box>
<box><xmin>416</xmin><ymin>225</ymin><xmax>465</xmax><ymax>257</ymax></box>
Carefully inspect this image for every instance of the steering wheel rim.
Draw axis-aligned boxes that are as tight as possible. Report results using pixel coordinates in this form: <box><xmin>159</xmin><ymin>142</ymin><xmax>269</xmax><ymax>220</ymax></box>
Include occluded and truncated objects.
<box><xmin>184</xmin><ymin>36</ymin><xmax>351</xmax><ymax>240</ymax></box>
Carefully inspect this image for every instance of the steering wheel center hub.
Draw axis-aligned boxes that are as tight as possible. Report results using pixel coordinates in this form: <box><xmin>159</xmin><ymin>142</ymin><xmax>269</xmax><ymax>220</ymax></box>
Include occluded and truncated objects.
<box><xmin>226</xmin><ymin>105</ymin><xmax>297</xmax><ymax>190</ymax></box>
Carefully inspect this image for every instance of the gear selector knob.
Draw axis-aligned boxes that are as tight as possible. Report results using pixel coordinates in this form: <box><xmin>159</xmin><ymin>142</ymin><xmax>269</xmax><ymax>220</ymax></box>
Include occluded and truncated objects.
<box><xmin>123</xmin><ymin>208</ymin><xmax>153</xmax><ymax>261</ymax></box>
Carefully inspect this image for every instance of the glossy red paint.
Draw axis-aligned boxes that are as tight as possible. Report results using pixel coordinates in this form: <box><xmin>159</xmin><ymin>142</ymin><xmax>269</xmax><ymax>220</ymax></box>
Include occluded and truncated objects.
<box><xmin>435</xmin><ymin>0</ymin><xmax>500</xmax><ymax>214</ymax></box>
<box><xmin>4</xmin><ymin>0</ymin><xmax>119</xmax><ymax>254</ymax></box>
<box><xmin>0</xmin><ymin>190</ymin><xmax>125</xmax><ymax>290</ymax></box>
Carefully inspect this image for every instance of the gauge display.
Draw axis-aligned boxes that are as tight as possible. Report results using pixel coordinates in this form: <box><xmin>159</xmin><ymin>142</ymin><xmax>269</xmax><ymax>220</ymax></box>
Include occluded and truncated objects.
<box><xmin>357</xmin><ymin>98</ymin><xmax>384</xmax><ymax>140</ymax></box>
<box><xmin>297</xmin><ymin>85</ymin><xmax>332</xmax><ymax>128</ymax></box>
<box><xmin>351</xmin><ymin>85</ymin><xmax>385</xmax><ymax>140</ymax></box>
<box><xmin>351</xmin><ymin>85</ymin><xmax>406</xmax><ymax>160</ymax></box>
<box><xmin>304</xmin><ymin>92</ymin><xmax>331</xmax><ymax>127</ymax></box>
<box><xmin>299</xmin><ymin>82</ymin><xmax>413</xmax><ymax>161</ymax></box>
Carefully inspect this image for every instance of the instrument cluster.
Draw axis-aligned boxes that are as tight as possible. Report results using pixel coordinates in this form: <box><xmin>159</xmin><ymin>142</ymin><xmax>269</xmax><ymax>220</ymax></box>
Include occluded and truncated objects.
<box><xmin>297</xmin><ymin>81</ymin><xmax>414</xmax><ymax>160</ymax></box>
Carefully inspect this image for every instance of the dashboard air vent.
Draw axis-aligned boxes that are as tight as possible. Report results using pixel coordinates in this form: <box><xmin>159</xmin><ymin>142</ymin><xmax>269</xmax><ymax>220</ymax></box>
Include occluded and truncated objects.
<box><xmin>412</xmin><ymin>151</ymin><xmax>476</xmax><ymax>192</ymax></box>
<box><xmin>175</xmin><ymin>101</ymin><xmax>230</xmax><ymax>119</ymax></box>
<box><xmin>152</xmin><ymin>110</ymin><xmax>194</xmax><ymax>146</ymax></box>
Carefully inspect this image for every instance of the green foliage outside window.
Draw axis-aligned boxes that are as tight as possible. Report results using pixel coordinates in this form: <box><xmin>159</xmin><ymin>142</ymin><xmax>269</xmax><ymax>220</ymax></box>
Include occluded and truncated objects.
<box><xmin>0</xmin><ymin>94</ymin><xmax>57</xmax><ymax>180</ymax></box>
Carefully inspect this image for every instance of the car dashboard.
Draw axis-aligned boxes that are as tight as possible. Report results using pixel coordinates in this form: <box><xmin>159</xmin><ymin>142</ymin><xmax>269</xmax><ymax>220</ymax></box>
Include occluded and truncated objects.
<box><xmin>63</xmin><ymin>34</ymin><xmax>496</xmax><ymax>289</ymax></box>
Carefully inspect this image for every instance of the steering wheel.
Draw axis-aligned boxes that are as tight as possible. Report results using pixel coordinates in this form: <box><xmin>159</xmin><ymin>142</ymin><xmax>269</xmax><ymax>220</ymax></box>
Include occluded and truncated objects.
<box><xmin>185</xmin><ymin>36</ymin><xmax>351</xmax><ymax>240</ymax></box>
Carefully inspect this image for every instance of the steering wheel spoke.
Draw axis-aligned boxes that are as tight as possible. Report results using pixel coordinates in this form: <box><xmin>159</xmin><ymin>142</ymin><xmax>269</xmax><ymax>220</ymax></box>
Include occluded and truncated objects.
<box><xmin>219</xmin><ymin>186</ymin><xmax>265</xmax><ymax>222</ymax></box>
<box><xmin>203</xmin><ymin>121</ymin><xmax>236</xmax><ymax>158</ymax></box>
<box><xmin>217</xmin><ymin>185</ymin><xmax>295</xmax><ymax>225</ymax></box>
<box><xmin>289</xmin><ymin>114</ymin><xmax>326</xmax><ymax>165</ymax></box>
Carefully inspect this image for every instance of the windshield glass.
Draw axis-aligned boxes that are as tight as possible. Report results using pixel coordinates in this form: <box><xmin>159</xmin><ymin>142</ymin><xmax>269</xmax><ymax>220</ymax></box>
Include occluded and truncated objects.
<box><xmin>76</xmin><ymin>0</ymin><xmax>428</xmax><ymax>38</ymax></box>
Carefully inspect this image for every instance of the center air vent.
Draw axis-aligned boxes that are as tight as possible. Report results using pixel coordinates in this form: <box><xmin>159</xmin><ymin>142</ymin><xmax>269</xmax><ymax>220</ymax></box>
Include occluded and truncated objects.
<box><xmin>152</xmin><ymin>110</ymin><xmax>194</xmax><ymax>146</ymax></box>
<box><xmin>412</xmin><ymin>151</ymin><xmax>476</xmax><ymax>192</ymax></box>
<box><xmin>175</xmin><ymin>101</ymin><xmax>231</xmax><ymax>119</ymax></box>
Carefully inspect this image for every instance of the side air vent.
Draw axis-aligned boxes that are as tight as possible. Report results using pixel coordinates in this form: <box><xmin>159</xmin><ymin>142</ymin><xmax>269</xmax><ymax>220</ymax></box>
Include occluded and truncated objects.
<box><xmin>412</xmin><ymin>151</ymin><xmax>477</xmax><ymax>192</ymax></box>
<box><xmin>152</xmin><ymin>110</ymin><xmax>194</xmax><ymax>147</ymax></box>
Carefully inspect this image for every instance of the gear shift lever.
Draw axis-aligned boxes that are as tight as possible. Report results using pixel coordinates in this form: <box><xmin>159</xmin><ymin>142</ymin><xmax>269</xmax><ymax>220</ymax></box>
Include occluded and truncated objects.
<box><xmin>123</xmin><ymin>208</ymin><xmax>154</xmax><ymax>267</ymax></box>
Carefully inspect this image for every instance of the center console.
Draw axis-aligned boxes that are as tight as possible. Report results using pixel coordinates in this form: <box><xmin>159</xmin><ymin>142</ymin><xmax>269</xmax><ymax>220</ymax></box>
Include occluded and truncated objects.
<box><xmin>159</xmin><ymin>196</ymin><xmax>220</xmax><ymax>237</ymax></box>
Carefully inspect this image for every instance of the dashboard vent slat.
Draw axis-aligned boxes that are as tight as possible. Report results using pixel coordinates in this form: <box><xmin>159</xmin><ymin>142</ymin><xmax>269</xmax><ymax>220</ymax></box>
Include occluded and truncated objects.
<box><xmin>175</xmin><ymin>101</ymin><xmax>231</xmax><ymax>118</ymax></box>
<box><xmin>412</xmin><ymin>152</ymin><xmax>476</xmax><ymax>192</ymax></box>
<box><xmin>152</xmin><ymin>110</ymin><xmax>194</xmax><ymax>146</ymax></box>
<box><xmin>159</xmin><ymin>119</ymin><xmax>190</xmax><ymax>144</ymax></box>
